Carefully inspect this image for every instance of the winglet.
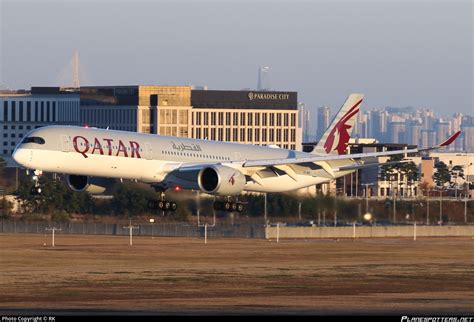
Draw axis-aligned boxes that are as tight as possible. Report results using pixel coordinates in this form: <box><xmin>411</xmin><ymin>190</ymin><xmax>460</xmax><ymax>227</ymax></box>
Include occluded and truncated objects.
<box><xmin>439</xmin><ymin>130</ymin><xmax>461</xmax><ymax>147</ymax></box>
<box><xmin>419</xmin><ymin>131</ymin><xmax>462</xmax><ymax>152</ymax></box>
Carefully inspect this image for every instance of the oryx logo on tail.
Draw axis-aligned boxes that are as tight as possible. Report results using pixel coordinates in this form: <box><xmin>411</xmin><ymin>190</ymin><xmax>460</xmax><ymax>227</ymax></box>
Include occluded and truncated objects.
<box><xmin>311</xmin><ymin>94</ymin><xmax>364</xmax><ymax>156</ymax></box>
<box><xmin>323</xmin><ymin>99</ymin><xmax>362</xmax><ymax>155</ymax></box>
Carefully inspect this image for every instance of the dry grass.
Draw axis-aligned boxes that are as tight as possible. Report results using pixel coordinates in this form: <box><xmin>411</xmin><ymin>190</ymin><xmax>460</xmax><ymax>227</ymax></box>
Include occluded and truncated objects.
<box><xmin>0</xmin><ymin>234</ymin><xmax>473</xmax><ymax>314</ymax></box>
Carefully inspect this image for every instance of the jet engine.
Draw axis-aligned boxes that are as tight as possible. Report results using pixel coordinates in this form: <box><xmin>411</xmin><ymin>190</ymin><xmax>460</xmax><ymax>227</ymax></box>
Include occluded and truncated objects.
<box><xmin>67</xmin><ymin>175</ymin><xmax>115</xmax><ymax>195</ymax></box>
<box><xmin>197</xmin><ymin>165</ymin><xmax>246</xmax><ymax>196</ymax></box>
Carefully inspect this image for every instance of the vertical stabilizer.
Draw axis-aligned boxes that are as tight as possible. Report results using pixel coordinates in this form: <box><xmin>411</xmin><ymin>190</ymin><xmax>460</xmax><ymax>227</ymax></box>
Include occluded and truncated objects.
<box><xmin>313</xmin><ymin>94</ymin><xmax>364</xmax><ymax>155</ymax></box>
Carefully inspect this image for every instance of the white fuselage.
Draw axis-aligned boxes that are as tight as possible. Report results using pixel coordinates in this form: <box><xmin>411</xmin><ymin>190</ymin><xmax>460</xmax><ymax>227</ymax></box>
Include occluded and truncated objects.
<box><xmin>13</xmin><ymin>126</ymin><xmax>351</xmax><ymax>193</ymax></box>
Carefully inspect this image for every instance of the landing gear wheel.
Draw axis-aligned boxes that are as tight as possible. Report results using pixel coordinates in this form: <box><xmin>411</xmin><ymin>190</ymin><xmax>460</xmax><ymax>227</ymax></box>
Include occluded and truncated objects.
<box><xmin>30</xmin><ymin>186</ymin><xmax>42</xmax><ymax>195</ymax></box>
<box><xmin>164</xmin><ymin>201</ymin><xmax>171</xmax><ymax>210</ymax></box>
<box><xmin>170</xmin><ymin>202</ymin><xmax>178</xmax><ymax>211</ymax></box>
<box><xmin>214</xmin><ymin>200</ymin><xmax>245</xmax><ymax>213</ymax></box>
<box><xmin>158</xmin><ymin>201</ymin><xmax>165</xmax><ymax>210</ymax></box>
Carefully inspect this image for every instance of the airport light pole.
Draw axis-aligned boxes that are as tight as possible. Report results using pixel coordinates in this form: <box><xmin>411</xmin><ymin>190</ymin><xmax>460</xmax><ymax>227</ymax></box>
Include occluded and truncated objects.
<box><xmin>464</xmin><ymin>152</ymin><xmax>471</xmax><ymax>223</ymax></box>
<box><xmin>149</xmin><ymin>218</ymin><xmax>155</xmax><ymax>240</ymax></box>
<box><xmin>355</xmin><ymin>169</ymin><xmax>359</xmax><ymax>197</ymax></box>
<box><xmin>264</xmin><ymin>192</ymin><xmax>267</xmax><ymax>223</ymax></box>
<box><xmin>439</xmin><ymin>188</ymin><xmax>443</xmax><ymax>225</ymax></box>
<box><xmin>363</xmin><ymin>183</ymin><xmax>374</xmax><ymax>214</ymax></box>
<box><xmin>298</xmin><ymin>201</ymin><xmax>302</xmax><ymax>221</ymax></box>
<box><xmin>433</xmin><ymin>187</ymin><xmax>443</xmax><ymax>225</ymax></box>
<box><xmin>461</xmin><ymin>192</ymin><xmax>468</xmax><ymax>223</ymax></box>
<box><xmin>426</xmin><ymin>189</ymin><xmax>430</xmax><ymax>225</ymax></box>
<box><xmin>197</xmin><ymin>200</ymin><xmax>216</xmax><ymax>244</ymax></box>
<box><xmin>45</xmin><ymin>227</ymin><xmax>62</xmax><ymax>247</ymax></box>
<box><xmin>196</xmin><ymin>190</ymin><xmax>201</xmax><ymax>220</ymax></box>
<box><xmin>123</xmin><ymin>220</ymin><xmax>139</xmax><ymax>246</ymax></box>
<box><xmin>391</xmin><ymin>175</ymin><xmax>397</xmax><ymax>224</ymax></box>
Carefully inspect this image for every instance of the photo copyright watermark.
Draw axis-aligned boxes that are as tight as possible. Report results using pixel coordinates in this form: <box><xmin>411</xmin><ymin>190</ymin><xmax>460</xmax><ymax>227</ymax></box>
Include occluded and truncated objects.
<box><xmin>402</xmin><ymin>317</ymin><xmax>474</xmax><ymax>322</ymax></box>
<box><xmin>2</xmin><ymin>316</ymin><xmax>55</xmax><ymax>322</ymax></box>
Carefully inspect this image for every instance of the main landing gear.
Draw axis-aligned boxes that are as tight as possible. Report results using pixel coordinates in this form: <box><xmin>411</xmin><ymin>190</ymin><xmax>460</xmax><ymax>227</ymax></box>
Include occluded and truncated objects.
<box><xmin>147</xmin><ymin>188</ymin><xmax>245</xmax><ymax>214</ymax></box>
<box><xmin>213</xmin><ymin>197</ymin><xmax>245</xmax><ymax>213</ymax></box>
<box><xmin>147</xmin><ymin>191</ymin><xmax>177</xmax><ymax>212</ymax></box>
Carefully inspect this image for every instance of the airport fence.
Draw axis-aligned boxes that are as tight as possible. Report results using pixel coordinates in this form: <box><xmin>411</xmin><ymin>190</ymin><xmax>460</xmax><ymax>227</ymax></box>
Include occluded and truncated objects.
<box><xmin>0</xmin><ymin>220</ymin><xmax>266</xmax><ymax>239</ymax></box>
<box><xmin>265</xmin><ymin>224</ymin><xmax>474</xmax><ymax>239</ymax></box>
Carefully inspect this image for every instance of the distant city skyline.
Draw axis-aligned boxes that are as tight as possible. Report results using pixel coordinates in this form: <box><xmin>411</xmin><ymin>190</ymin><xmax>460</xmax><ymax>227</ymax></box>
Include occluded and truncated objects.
<box><xmin>1</xmin><ymin>0</ymin><xmax>472</xmax><ymax>116</ymax></box>
<box><xmin>305</xmin><ymin>103</ymin><xmax>474</xmax><ymax>152</ymax></box>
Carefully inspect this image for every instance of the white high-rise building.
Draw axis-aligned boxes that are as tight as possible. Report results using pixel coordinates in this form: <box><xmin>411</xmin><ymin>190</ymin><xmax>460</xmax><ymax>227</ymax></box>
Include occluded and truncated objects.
<box><xmin>316</xmin><ymin>106</ymin><xmax>331</xmax><ymax>141</ymax></box>
<box><xmin>1</xmin><ymin>87</ymin><xmax>80</xmax><ymax>163</ymax></box>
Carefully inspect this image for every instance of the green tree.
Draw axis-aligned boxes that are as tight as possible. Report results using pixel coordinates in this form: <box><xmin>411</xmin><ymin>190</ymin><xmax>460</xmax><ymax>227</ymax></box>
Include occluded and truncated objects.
<box><xmin>15</xmin><ymin>177</ymin><xmax>38</xmax><ymax>213</ymax></box>
<box><xmin>112</xmin><ymin>185</ymin><xmax>155</xmax><ymax>216</ymax></box>
<box><xmin>433</xmin><ymin>161</ymin><xmax>451</xmax><ymax>187</ymax></box>
<box><xmin>15</xmin><ymin>175</ymin><xmax>93</xmax><ymax>215</ymax></box>
<box><xmin>404</xmin><ymin>161</ymin><xmax>419</xmax><ymax>182</ymax></box>
<box><xmin>0</xmin><ymin>156</ymin><xmax>5</xmax><ymax>174</ymax></box>
<box><xmin>380</xmin><ymin>154</ymin><xmax>403</xmax><ymax>187</ymax></box>
<box><xmin>449</xmin><ymin>165</ymin><xmax>464</xmax><ymax>187</ymax></box>
<box><xmin>0</xmin><ymin>195</ymin><xmax>13</xmax><ymax>218</ymax></box>
<box><xmin>380</xmin><ymin>155</ymin><xmax>419</xmax><ymax>196</ymax></box>
<box><xmin>0</xmin><ymin>157</ymin><xmax>6</xmax><ymax>191</ymax></box>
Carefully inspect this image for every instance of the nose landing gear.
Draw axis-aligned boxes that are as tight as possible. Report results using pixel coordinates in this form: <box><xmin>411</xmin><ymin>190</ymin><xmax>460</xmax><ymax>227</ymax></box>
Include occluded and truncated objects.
<box><xmin>28</xmin><ymin>169</ymin><xmax>43</xmax><ymax>195</ymax></box>
<box><xmin>30</xmin><ymin>186</ymin><xmax>42</xmax><ymax>195</ymax></box>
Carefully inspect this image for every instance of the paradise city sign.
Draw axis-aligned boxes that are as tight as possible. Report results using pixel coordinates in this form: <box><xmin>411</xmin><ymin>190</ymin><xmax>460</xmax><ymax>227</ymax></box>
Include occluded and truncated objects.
<box><xmin>247</xmin><ymin>92</ymin><xmax>290</xmax><ymax>101</ymax></box>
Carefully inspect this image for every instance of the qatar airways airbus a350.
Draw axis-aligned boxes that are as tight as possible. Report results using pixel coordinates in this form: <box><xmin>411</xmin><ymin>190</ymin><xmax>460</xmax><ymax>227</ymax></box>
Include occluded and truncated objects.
<box><xmin>12</xmin><ymin>94</ymin><xmax>461</xmax><ymax>212</ymax></box>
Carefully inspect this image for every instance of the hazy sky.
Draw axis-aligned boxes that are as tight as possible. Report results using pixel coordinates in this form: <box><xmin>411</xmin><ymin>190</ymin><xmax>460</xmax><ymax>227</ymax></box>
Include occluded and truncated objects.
<box><xmin>1</xmin><ymin>0</ymin><xmax>472</xmax><ymax>116</ymax></box>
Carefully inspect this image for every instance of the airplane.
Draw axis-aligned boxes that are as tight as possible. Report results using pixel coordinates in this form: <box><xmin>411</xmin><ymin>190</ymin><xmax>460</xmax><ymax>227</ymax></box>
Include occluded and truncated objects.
<box><xmin>12</xmin><ymin>93</ymin><xmax>461</xmax><ymax>213</ymax></box>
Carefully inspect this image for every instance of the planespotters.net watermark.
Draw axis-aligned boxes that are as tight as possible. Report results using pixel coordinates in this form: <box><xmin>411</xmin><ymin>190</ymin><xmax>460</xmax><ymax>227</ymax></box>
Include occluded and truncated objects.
<box><xmin>2</xmin><ymin>317</ymin><xmax>55</xmax><ymax>322</ymax></box>
<box><xmin>402</xmin><ymin>317</ymin><xmax>474</xmax><ymax>322</ymax></box>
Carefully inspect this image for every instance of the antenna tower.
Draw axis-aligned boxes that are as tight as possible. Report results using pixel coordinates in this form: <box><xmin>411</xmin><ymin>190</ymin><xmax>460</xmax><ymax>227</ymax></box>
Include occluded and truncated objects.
<box><xmin>257</xmin><ymin>66</ymin><xmax>270</xmax><ymax>91</ymax></box>
<box><xmin>72</xmin><ymin>50</ymin><xmax>80</xmax><ymax>88</ymax></box>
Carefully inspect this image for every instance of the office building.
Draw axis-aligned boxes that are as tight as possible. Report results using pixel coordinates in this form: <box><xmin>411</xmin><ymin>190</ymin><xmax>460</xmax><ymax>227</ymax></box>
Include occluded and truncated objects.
<box><xmin>1</xmin><ymin>87</ymin><xmax>80</xmax><ymax>160</ymax></box>
<box><xmin>80</xmin><ymin>85</ymin><xmax>302</xmax><ymax>150</ymax></box>
<box><xmin>462</xmin><ymin>125</ymin><xmax>474</xmax><ymax>152</ymax></box>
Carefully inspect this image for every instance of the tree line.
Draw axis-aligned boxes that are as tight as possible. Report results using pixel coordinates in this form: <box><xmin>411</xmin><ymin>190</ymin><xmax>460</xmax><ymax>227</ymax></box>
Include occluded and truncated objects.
<box><xmin>1</xmin><ymin>154</ymin><xmax>472</xmax><ymax>222</ymax></box>
<box><xmin>380</xmin><ymin>155</ymin><xmax>468</xmax><ymax>194</ymax></box>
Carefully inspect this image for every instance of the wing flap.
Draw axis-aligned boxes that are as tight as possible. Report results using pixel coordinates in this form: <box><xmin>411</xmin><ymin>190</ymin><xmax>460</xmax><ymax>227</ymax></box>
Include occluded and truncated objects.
<box><xmin>334</xmin><ymin>160</ymin><xmax>410</xmax><ymax>172</ymax></box>
<box><xmin>243</xmin><ymin>148</ymin><xmax>419</xmax><ymax>167</ymax></box>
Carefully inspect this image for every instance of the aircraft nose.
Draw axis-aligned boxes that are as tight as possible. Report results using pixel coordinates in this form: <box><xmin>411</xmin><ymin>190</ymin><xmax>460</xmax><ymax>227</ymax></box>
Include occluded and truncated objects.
<box><xmin>12</xmin><ymin>148</ymin><xmax>30</xmax><ymax>168</ymax></box>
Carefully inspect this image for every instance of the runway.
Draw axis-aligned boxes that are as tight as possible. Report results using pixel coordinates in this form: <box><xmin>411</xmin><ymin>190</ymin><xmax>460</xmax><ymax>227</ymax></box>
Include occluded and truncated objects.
<box><xmin>0</xmin><ymin>234</ymin><xmax>473</xmax><ymax>315</ymax></box>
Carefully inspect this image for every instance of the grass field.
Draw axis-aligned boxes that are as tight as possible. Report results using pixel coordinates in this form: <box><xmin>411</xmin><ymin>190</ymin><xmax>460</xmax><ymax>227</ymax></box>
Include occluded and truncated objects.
<box><xmin>0</xmin><ymin>234</ymin><xmax>473</xmax><ymax>315</ymax></box>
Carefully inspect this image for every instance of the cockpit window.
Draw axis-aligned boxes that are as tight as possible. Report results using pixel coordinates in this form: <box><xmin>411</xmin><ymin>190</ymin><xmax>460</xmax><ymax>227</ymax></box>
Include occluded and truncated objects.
<box><xmin>22</xmin><ymin>136</ymin><xmax>45</xmax><ymax>145</ymax></box>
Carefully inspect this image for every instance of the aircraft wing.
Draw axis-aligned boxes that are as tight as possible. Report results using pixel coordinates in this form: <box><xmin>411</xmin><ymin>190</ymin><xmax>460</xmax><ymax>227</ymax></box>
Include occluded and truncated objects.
<box><xmin>333</xmin><ymin>160</ymin><xmax>411</xmax><ymax>172</ymax></box>
<box><xmin>242</xmin><ymin>131</ymin><xmax>461</xmax><ymax>168</ymax></box>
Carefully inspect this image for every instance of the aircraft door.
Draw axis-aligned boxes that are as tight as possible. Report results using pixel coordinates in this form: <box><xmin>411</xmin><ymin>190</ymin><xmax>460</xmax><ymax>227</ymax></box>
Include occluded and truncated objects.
<box><xmin>60</xmin><ymin>135</ymin><xmax>70</xmax><ymax>152</ymax></box>
<box><xmin>145</xmin><ymin>143</ymin><xmax>153</xmax><ymax>160</ymax></box>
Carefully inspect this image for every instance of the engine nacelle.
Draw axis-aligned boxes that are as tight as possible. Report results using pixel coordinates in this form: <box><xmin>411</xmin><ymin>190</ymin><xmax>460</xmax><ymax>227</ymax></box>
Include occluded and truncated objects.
<box><xmin>67</xmin><ymin>175</ymin><xmax>115</xmax><ymax>195</ymax></box>
<box><xmin>197</xmin><ymin>165</ymin><xmax>246</xmax><ymax>196</ymax></box>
